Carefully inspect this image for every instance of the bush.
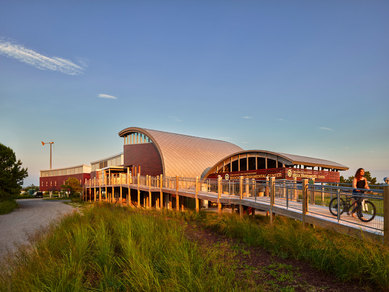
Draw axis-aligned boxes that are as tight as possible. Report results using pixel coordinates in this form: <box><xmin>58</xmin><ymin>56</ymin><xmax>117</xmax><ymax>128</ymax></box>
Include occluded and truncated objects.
<box><xmin>0</xmin><ymin>199</ymin><xmax>18</xmax><ymax>215</ymax></box>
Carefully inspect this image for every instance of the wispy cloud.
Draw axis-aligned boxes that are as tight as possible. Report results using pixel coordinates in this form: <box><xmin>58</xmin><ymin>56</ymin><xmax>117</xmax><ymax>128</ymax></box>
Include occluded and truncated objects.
<box><xmin>98</xmin><ymin>93</ymin><xmax>117</xmax><ymax>100</ymax></box>
<box><xmin>241</xmin><ymin>115</ymin><xmax>252</xmax><ymax>120</ymax></box>
<box><xmin>277</xmin><ymin>118</ymin><xmax>286</xmax><ymax>122</ymax></box>
<box><xmin>319</xmin><ymin>126</ymin><xmax>333</xmax><ymax>131</ymax></box>
<box><xmin>0</xmin><ymin>39</ymin><xmax>85</xmax><ymax>75</ymax></box>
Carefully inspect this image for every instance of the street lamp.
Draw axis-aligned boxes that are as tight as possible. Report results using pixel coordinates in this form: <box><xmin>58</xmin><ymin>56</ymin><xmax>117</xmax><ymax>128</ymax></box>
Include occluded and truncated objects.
<box><xmin>41</xmin><ymin>141</ymin><xmax>54</xmax><ymax>169</ymax></box>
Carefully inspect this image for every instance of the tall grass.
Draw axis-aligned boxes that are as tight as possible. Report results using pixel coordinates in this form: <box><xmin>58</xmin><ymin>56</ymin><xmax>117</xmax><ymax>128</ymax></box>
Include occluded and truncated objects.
<box><xmin>0</xmin><ymin>205</ymin><xmax>242</xmax><ymax>291</ymax></box>
<box><xmin>172</xmin><ymin>210</ymin><xmax>389</xmax><ymax>289</ymax></box>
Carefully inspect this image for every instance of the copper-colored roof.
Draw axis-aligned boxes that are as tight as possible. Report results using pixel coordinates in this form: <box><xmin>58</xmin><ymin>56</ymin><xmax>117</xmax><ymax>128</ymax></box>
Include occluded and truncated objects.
<box><xmin>119</xmin><ymin>127</ymin><xmax>243</xmax><ymax>178</ymax></box>
<box><xmin>203</xmin><ymin>149</ymin><xmax>348</xmax><ymax>178</ymax></box>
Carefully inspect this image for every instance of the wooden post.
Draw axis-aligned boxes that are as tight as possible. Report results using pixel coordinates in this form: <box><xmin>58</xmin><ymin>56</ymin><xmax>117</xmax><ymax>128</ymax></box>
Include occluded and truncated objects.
<box><xmin>160</xmin><ymin>174</ymin><xmax>163</xmax><ymax>209</ymax></box>
<box><xmin>111</xmin><ymin>184</ymin><xmax>114</xmax><ymax>204</ymax></box>
<box><xmin>148</xmin><ymin>175</ymin><xmax>152</xmax><ymax>208</ymax></box>
<box><xmin>252</xmin><ymin>179</ymin><xmax>256</xmax><ymax>201</ymax></box>
<box><xmin>302</xmin><ymin>179</ymin><xmax>308</xmax><ymax>227</ymax></box>
<box><xmin>321</xmin><ymin>182</ymin><xmax>324</xmax><ymax>203</ymax></box>
<box><xmin>99</xmin><ymin>186</ymin><xmax>102</xmax><ymax>203</ymax></box>
<box><xmin>384</xmin><ymin>186</ymin><xmax>389</xmax><ymax>246</ymax></box>
<box><xmin>293</xmin><ymin>177</ymin><xmax>297</xmax><ymax>200</ymax></box>
<box><xmin>137</xmin><ymin>173</ymin><xmax>141</xmax><ymax>208</ymax></box>
<box><xmin>195</xmin><ymin>176</ymin><xmax>199</xmax><ymax>212</ymax></box>
<box><xmin>176</xmin><ymin>176</ymin><xmax>179</xmax><ymax>211</ymax></box>
<box><xmin>119</xmin><ymin>184</ymin><xmax>123</xmax><ymax>204</ymax></box>
<box><xmin>218</xmin><ymin>176</ymin><xmax>222</xmax><ymax>214</ymax></box>
<box><xmin>270</xmin><ymin>177</ymin><xmax>275</xmax><ymax>225</ymax></box>
<box><xmin>265</xmin><ymin>176</ymin><xmax>269</xmax><ymax>197</ymax></box>
<box><xmin>310</xmin><ymin>178</ymin><xmax>315</xmax><ymax>205</ymax></box>
<box><xmin>239</xmin><ymin>176</ymin><xmax>243</xmax><ymax>218</ymax></box>
<box><xmin>245</xmin><ymin>178</ymin><xmax>249</xmax><ymax>197</ymax></box>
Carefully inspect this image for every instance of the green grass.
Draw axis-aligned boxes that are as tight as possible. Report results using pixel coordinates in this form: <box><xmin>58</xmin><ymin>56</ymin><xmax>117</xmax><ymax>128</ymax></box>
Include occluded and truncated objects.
<box><xmin>0</xmin><ymin>204</ymin><xmax>244</xmax><ymax>291</ymax></box>
<box><xmin>0</xmin><ymin>200</ymin><xmax>18</xmax><ymax>215</ymax></box>
<box><xmin>170</xmin><ymin>210</ymin><xmax>389</xmax><ymax>290</ymax></box>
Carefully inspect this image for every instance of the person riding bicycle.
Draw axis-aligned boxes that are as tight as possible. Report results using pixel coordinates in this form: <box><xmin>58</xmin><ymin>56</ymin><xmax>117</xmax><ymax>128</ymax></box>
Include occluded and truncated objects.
<box><xmin>350</xmin><ymin>168</ymin><xmax>370</xmax><ymax>217</ymax></box>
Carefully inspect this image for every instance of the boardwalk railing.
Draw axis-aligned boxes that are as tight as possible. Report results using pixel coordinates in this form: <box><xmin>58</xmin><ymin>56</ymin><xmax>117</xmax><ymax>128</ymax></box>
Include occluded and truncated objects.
<box><xmin>84</xmin><ymin>174</ymin><xmax>389</xmax><ymax>244</ymax></box>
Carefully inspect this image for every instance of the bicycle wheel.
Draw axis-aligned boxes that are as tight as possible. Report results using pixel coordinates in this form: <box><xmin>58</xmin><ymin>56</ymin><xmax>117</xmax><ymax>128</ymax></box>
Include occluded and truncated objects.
<box><xmin>357</xmin><ymin>200</ymin><xmax>376</xmax><ymax>222</ymax></box>
<box><xmin>329</xmin><ymin>198</ymin><xmax>345</xmax><ymax>217</ymax></box>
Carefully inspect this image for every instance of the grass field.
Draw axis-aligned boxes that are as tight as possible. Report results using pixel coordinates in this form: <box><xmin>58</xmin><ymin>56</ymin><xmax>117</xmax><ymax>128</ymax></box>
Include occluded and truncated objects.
<box><xmin>0</xmin><ymin>205</ymin><xmax>245</xmax><ymax>291</ymax></box>
<box><xmin>0</xmin><ymin>200</ymin><xmax>18</xmax><ymax>215</ymax></box>
<box><xmin>172</xmin><ymin>210</ymin><xmax>389</xmax><ymax>289</ymax></box>
<box><xmin>1</xmin><ymin>203</ymin><xmax>388</xmax><ymax>290</ymax></box>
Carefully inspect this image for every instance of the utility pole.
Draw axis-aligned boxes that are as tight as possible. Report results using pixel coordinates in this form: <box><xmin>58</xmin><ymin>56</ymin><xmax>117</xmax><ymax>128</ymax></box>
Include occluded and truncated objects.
<box><xmin>41</xmin><ymin>141</ymin><xmax>54</xmax><ymax>169</ymax></box>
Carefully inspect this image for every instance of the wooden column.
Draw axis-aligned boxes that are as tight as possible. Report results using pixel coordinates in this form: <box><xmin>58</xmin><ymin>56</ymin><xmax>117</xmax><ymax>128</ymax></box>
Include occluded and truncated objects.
<box><xmin>160</xmin><ymin>174</ymin><xmax>163</xmax><ymax>209</ymax></box>
<box><xmin>111</xmin><ymin>184</ymin><xmax>114</xmax><ymax>204</ymax></box>
<box><xmin>137</xmin><ymin>173</ymin><xmax>141</xmax><ymax>208</ymax></box>
<box><xmin>245</xmin><ymin>178</ymin><xmax>249</xmax><ymax>197</ymax></box>
<box><xmin>176</xmin><ymin>176</ymin><xmax>179</xmax><ymax>211</ymax></box>
<box><xmin>293</xmin><ymin>177</ymin><xmax>297</xmax><ymax>200</ymax></box>
<box><xmin>195</xmin><ymin>176</ymin><xmax>199</xmax><ymax>212</ymax></box>
<box><xmin>148</xmin><ymin>175</ymin><xmax>152</xmax><ymax>208</ymax></box>
<box><xmin>384</xmin><ymin>186</ymin><xmax>389</xmax><ymax>246</ymax></box>
<box><xmin>302</xmin><ymin>179</ymin><xmax>308</xmax><ymax>227</ymax></box>
<box><xmin>321</xmin><ymin>182</ymin><xmax>324</xmax><ymax>203</ymax></box>
<box><xmin>239</xmin><ymin>176</ymin><xmax>243</xmax><ymax>218</ymax></box>
<box><xmin>217</xmin><ymin>176</ymin><xmax>222</xmax><ymax>214</ymax></box>
<box><xmin>120</xmin><ymin>184</ymin><xmax>123</xmax><ymax>204</ymax></box>
<box><xmin>269</xmin><ymin>177</ymin><xmax>275</xmax><ymax>225</ymax></box>
<box><xmin>99</xmin><ymin>186</ymin><xmax>102</xmax><ymax>203</ymax></box>
<box><xmin>310</xmin><ymin>178</ymin><xmax>315</xmax><ymax>205</ymax></box>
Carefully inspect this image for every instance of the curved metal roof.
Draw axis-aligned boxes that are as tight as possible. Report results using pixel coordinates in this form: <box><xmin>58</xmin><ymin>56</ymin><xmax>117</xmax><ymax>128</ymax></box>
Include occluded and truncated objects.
<box><xmin>203</xmin><ymin>149</ymin><xmax>349</xmax><ymax>178</ymax></box>
<box><xmin>119</xmin><ymin>127</ymin><xmax>243</xmax><ymax>178</ymax></box>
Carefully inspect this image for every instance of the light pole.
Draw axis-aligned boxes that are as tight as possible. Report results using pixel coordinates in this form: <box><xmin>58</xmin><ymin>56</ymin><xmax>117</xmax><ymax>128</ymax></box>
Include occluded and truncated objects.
<box><xmin>41</xmin><ymin>141</ymin><xmax>54</xmax><ymax>169</ymax></box>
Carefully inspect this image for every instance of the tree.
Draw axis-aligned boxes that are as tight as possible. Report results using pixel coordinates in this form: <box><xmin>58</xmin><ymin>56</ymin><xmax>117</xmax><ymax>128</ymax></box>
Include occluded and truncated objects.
<box><xmin>61</xmin><ymin>177</ymin><xmax>82</xmax><ymax>197</ymax></box>
<box><xmin>340</xmin><ymin>170</ymin><xmax>377</xmax><ymax>186</ymax></box>
<box><xmin>0</xmin><ymin>143</ymin><xmax>28</xmax><ymax>200</ymax></box>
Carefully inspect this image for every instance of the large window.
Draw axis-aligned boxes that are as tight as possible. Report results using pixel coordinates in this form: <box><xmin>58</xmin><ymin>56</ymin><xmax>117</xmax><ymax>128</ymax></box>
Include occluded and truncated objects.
<box><xmin>124</xmin><ymin>132</ymin><xmax>153</xmax><ymax>145</ymax></box>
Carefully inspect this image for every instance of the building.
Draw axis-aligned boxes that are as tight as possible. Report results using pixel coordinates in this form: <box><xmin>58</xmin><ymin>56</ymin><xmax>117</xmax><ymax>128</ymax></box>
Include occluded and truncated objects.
<box><xmin>40</xmin><ymin>127</ymin><xmax>348</xmax><ymax>191</ymax></box>
<box><xmin>40</xmin><ymin>164</ymin><xmax>91</xmax><ymax>192</ymax></box>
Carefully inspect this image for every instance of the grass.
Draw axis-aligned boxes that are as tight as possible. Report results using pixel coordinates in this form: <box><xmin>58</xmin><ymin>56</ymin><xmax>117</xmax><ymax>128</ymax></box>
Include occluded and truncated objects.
<box><xmin>170</xmin><ymin>210</ymin><xmax>389</xmax><ymax>290</ymax></box>
<box><xmin>0</xmin><ymin>204</ymin><xmax>245</xmax><ymax>291</ymax></box>
<box><xmin>0</xmin><ymin>200</ymin><xmax>18</xmax><ymax>215</ymax></box>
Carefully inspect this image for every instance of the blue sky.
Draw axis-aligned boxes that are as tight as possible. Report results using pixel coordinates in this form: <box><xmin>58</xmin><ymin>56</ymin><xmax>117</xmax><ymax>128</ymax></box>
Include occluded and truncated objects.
<box><xmin>0</xmin><ymin>1</ymin><xmax>388</xmax><ymax>186</ymax></box>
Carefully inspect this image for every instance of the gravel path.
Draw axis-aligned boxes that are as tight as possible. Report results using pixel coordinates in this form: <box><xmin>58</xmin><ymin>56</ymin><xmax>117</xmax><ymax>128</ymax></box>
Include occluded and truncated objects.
<box><xmin>0</xmin><ymin>199</ymin><xmax>76</xmax><ymax>259</ymax></box>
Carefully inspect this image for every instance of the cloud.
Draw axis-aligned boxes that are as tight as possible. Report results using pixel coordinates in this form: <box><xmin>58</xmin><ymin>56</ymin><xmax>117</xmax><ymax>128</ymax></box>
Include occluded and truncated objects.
<box><xmin>277</xmin><ymin>118</ymin><xmax>286</xmax><ymax>122</ymax></box>
<box><xmin>241</xmin><ymin>115</ymin><xmax>252</xmax><ymax>119</ymax></box>
<box><xmin>0</xmin><ymin>39</ymin><xmax>85</xmax><ymax>75</ymax></box>
<box><xmin>98</xmin><ymin>93</ymin><xmax>117</xmax><ymax>100</ymax></box>
<box><xmin>319</xmin><ymin>126</ymin><xmax>333</xmax><ymax>131</ymax></box>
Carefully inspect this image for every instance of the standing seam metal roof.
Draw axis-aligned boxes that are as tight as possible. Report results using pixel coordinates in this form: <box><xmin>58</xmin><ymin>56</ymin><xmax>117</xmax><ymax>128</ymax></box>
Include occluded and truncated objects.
<box><xmin>118</xmin><ymin>127</ymin><xmax>243</xmax><ymax>178</ymax></box>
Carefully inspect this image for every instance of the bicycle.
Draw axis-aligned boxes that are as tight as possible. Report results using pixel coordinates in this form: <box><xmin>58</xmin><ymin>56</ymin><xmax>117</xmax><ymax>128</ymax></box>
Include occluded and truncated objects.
<box><xmin>328</xmin><ymin>195</ymin><xmax>376</xmax><ymax>222</ymax></box>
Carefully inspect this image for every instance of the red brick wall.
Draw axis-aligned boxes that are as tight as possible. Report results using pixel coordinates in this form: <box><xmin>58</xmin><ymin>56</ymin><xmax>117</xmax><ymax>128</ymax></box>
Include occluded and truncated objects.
<box><xmin>123</xmin><ymin>143</ymin><xmax>163</xmax><ymax>176</ymax></box>
<box><xmin>40</xmin><ymin>173</ymin><xmax>90</xmax><ymax>191</ymax></box>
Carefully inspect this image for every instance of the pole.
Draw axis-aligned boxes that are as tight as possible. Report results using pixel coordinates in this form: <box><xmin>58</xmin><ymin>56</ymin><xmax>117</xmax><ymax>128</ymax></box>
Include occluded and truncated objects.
<box><xmin>50</xmin><ymin>143</ymin><xmax>52</xmax><ymax>169</ymax></box>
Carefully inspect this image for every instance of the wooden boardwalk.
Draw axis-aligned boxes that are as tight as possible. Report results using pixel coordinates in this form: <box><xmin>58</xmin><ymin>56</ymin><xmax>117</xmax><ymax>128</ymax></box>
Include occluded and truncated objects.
<box><xmin>85</xmin><ymin>175</ymin><xmax>387</xmax><ymax>241</ymax></box>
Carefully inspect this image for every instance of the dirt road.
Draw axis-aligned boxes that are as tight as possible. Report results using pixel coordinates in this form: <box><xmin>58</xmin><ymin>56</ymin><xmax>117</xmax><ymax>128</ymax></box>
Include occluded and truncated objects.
<box><xmin>0</xmin><ymin>199</ymin><xmax>76</xmax><ymax>259</ymax></box>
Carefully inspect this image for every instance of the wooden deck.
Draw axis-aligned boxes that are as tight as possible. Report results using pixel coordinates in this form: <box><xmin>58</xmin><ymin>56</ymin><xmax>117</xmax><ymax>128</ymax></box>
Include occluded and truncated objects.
<box><xmin>85</xmin><ymin>178</ymin><xmax>386</xmax><ymax>241</ymax></box>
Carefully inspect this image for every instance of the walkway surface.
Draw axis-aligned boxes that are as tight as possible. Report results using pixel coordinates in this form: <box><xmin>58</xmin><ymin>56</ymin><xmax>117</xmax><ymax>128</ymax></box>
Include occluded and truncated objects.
<box><xmin>0</xmin><ymin>199</ymin><xmax>75</xmax><ymax>260</ymax></box>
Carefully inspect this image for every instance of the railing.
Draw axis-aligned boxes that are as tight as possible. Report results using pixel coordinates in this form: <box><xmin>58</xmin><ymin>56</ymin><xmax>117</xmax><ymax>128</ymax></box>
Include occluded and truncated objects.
<box><xmin>84</xmin><ymin>174</ymin><xmax>387</xmax><ymax>237</ymax></box>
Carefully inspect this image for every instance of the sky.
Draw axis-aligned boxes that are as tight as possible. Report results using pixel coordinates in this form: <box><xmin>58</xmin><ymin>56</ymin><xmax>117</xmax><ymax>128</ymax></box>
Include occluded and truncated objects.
<box><xmin>0</xmin><ymin>0</ymin><xmax>388</xmax><ymax>186</ymax></box>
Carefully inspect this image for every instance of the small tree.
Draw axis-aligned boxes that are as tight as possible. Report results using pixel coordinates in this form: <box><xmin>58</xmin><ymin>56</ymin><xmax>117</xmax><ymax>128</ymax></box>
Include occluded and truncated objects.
<box><xmin>0</xmin><ymin>143</ymin><xmax>28</xmax><ymax>200</ymax></box>
<box><xmin>61</xmin><ymin>177</ymin><xmax>82</xmax><ymax>197</ymax></box>
<box><xmin>340</xmin><ymin>170</ymin><xmax>377</xmax><ymax>186</ymax></box>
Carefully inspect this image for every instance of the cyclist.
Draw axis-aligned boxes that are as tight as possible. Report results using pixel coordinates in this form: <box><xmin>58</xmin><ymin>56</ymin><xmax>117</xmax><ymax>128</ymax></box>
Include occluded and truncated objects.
<box><xmin>350</xmin><ymin>168</ymin><xmax>370</xmax><ymax>217</ymax></box>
